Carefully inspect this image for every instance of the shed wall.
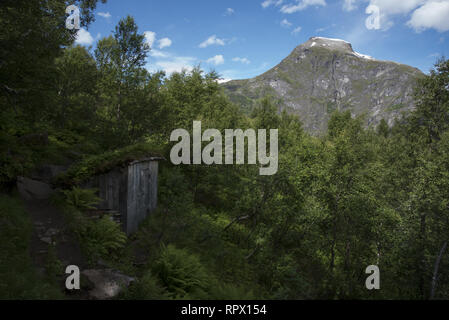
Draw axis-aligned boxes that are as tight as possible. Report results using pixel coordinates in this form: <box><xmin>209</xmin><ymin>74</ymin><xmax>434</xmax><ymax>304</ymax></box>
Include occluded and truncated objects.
<box><xmin>86</xmin><ymin>161</ymin><xmax>159</xmax><ymax>235</ymax></box>
<box><xmin>125</xmin><ymin>161</ymin><xmax>159</xmax><ymax>234</ymax></box>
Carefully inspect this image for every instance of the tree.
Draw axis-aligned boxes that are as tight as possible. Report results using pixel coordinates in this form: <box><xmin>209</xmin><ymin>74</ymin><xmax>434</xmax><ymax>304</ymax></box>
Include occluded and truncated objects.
<box><xmin>94</xmin><ymin>16</ymin><xmax>151</xmax><ymax>147</ymax></box>
<box><xmin>53</xmin><ymin>45</ymin><xmax>99</xmax><ymax>133</ymax></box>
<box><xmin>0</xmin><ymin>0</ymin><xmax>106</xmax><ymax>125</ymax></box>
<box><xmin>410</xmin><ymin>58</ymin><xmax>449</xmax><ymax>145</ymax></box>
<box><xmin>0</xmin><ymin>0</ymin><xmax>106</xmax><ymax>187</ymax></box>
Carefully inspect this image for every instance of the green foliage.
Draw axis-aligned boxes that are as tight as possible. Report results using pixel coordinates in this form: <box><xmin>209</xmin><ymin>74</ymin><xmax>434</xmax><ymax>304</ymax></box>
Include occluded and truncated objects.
<box><xmin>153</xmin><ymin>245</ymin><xmax>211</xmax><ymax>299</ymax></box>
<box><xmin>60</xmin><ymin>196</ymin><xmax>127</xmax><ymax>266</ymax></box>
<box><xmin>53</xmin><ymin>45</ymin><xmax>100</xmax><ymax>135</ymax></box>
<box><xmin>78</xmin><ymin>215</ymin><xmax>127</xmax><ymax>265</ymax></box>
<box><xmin>387</xmin><ymin>103</ymin><xmax>405</xmax><ymax>112</ymax></box>
<box><xmin>0</xmin><ymin>195</ymin><xmax>62</xmax><ymax>299</ymax></box>
<box><xmin>121</xmin><ymin>271</ymin><xmax>170</xmax><ymax>300</ymax></box>
<box><xmin>0</xmin><ymin>130</ymin><xmax>35</xmax><ymax>187</ymax></box>
<box><xmin>63</xmin><ymin>187</ymin><xmax>101</xmax><ymax>211</ymax></box>
<box><xmin>55</xmin><ymin>142</ymin><xmax>164</xmax><ymax>187</ymax></box>
<box><xmin>94</xmin><ymin>15</ymin><xmax>152</xmax><ymax>147</ymax></box>
<box><xmin>327</xmin><ymin>102</ymin><xmax>337</xmax><ymax>114</ymax></box>
<box><xmin>0</xmin><ymin>0</ymin><xmax>106</xmax><ymax>186</ymax></box>
<box><xmin>377</xmin><ymin>119</ymin><xmax>390</xmax><ymax>138</ymax></box>
<box><xmin>45</xmin><ymin>244</ymin><xmax>63</xmax><ymax>284</ymax></box>
<box><xmin>251</xmin><ymin>96</ymin><xmax>281</xmax><ymax>129</ymax></box>
<box><xmin>206</xmin><ymin>283</ymin><xmax>257</xmax><ymax>300</ymax></box>
<box><xmin>410</xmin><ymin>58</ymin><xmax>449</xmax><ymax>144</ymax></box>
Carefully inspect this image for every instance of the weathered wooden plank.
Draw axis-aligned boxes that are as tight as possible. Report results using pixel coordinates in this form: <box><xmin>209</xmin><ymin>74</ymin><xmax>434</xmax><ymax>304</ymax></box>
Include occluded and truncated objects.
<box><xmin>87</xmin><ymin>159</ymin><xmax>160</xmax><ymax>235</ymax></box>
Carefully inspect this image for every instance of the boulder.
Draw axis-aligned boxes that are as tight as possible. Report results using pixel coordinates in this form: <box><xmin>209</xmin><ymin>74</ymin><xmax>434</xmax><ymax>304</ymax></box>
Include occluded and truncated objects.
<box><xmin>31</xmin><ymin>164</ymin><xmax>68</xmax><ymax>184</ymax></box>
<box><xmin>82</xmin><ymin>269</ymin><xmax>135</xmax><ymax>300</ymax></box>
<box><xmin>39</xmin><ymin>228</ymin><xmax>60</xmax><ymax>245</ymax></box>
<box><xmin>17</xmin><ymin>176</ymin><xmax>54</xmax><ymax>200</ymax></box>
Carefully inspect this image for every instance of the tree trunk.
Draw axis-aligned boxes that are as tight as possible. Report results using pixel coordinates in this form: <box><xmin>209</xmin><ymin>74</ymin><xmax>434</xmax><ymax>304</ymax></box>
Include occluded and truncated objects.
<box><xmin>430</xmin><ymin>241</ymin><xmax>447</xmax><ymax>300</ymax></box>
<box><xmin>419</xmin><ymin>214</ymin><xmax>427</xmax><ymax>299</ymax></box>
<box><xmin>117</xmin><ymin>82</ymin><xmax>121</xmax><ymax>120</ymax></box>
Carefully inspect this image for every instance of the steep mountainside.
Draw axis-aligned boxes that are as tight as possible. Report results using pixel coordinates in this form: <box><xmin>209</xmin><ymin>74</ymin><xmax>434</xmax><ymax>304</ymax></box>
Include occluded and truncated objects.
<box><xmin>222</xmin><ymin>37</ymin><xmax>424</xmax><ymax>133</ymax></box>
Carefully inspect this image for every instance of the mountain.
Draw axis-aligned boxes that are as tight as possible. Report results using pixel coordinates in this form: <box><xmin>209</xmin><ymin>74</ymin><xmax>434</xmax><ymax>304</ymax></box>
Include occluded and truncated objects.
<box><xmin>222</xmin><ymin>37</ymin><xmax>424</xmax><ymax>133</ymax></box>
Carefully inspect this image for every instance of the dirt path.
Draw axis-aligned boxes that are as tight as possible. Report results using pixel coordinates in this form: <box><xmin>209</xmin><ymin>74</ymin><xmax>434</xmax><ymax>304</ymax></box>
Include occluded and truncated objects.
<box><xmin>24</xmin><ymin>199</ymin><xmax>88</xmax><ymax>298</ymax></box>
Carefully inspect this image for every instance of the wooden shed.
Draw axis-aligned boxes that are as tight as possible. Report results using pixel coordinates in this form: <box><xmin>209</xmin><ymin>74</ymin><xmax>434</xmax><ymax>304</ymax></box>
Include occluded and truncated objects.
<box><xmin>87</xmin><ymin>157</ymin><xmax>164</xmax><ymax>235</ymax></box>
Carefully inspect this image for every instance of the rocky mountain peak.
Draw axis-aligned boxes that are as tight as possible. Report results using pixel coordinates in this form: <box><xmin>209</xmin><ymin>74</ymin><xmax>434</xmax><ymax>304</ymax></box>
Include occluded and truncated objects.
<box><xmin>222</xmin><ymin>37</ymin><xmax>424</xmax><ymax>133</ymax></box>
<box><xmin>301</xmin><ymin>37</ymin><xmax>354</xmax><ymax>53</ymax></box>
<box><xmin>297</xmin><ymin>37</ymin><xmax>375</xmax><ymax>61</ymax></box>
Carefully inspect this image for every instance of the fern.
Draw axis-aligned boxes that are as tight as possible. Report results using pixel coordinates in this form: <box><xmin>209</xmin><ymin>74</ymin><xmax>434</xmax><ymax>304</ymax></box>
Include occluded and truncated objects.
<box><xmin>153</xmin><ymin>244</ymin><xmax>210</xmax><ymax>299</ymax></box>
<box><xmin>121</xmin><ymin>271</ymin><xmax>170</xmax><ymax>300</ymax></box>
<box><xmin>63</xmin><ymin>187</ymin><xmax>101</xmax><ymax>211</ymax></box>
<box><xmin>80</xmin><ymin>216</ymin><xmax>127</xmax><ymax>265</ymax></box>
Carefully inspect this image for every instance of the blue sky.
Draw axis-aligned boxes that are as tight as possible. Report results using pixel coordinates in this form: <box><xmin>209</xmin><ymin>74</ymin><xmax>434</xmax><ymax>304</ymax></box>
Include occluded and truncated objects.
<box><xmin>76</xmin><ymin>0</ymin><xmax>449</xmax><ymax>80</ymax></box>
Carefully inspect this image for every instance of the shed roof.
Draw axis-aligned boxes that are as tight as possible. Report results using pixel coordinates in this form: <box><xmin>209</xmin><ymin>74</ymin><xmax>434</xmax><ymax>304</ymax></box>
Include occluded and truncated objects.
<box><xmin>129</xmin><ymin>157</ymin><xmax>166</xmax><ymax>165</ymax></box>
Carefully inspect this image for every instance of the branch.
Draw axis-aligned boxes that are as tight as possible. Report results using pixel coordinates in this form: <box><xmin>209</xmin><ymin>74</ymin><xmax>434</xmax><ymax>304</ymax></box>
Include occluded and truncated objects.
<box><xmin>245</xmin><ymin>245</ymin><xmax>260</xmax><ymax>260</ymax></box>
<box><xmin>223</xmin><ymin>215</ymin><xmax>250</xmax><ymax>232</ymax></box>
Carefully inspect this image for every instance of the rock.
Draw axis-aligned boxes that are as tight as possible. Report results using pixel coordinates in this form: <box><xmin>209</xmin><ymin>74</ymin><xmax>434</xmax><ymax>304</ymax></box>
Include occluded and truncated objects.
<box><xmin>39</xmin><ymin>228</ymin><xmax>60</xmax><ymax>244</ymax></box>
<box><xmin>33</xmin><ymin>222</ymin><xmax>46</xmax><ymax>232</ymax></box>
<box><xmin>44</xmin><ymin>228</ymin><xmax>59</xmax><ymax>237</ymax></box>
<box><xmin>17</xmin><ymin>176</ymin><xmax>54</xmax><ymax>200</ymax></box>
<box><xmin>82</xmin><ymin>269</ymin><xmax>135</xmax><ymax>300</ymax></box>
<box><xmin>40</xmin><ymin>236</ymin><xmax>52</xmax><ymax>244</ymax></box>
<box><xmin>31</xmin><ymin>164</ymin><xmax>68</xmax><ymax>184</ymax></box>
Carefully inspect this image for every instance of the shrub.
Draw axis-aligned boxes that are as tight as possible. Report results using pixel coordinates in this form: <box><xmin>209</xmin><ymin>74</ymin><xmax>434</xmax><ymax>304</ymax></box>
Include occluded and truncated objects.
<box><xmin>54</xmin><ymin>142</ymin><xmax>164</xmax><ymax>187</ymax></box>
<box><xmin>79</xmin><ymin>216</ymin><xmax>128</xmax><ymax>265</ymax></box>
<box><xmin>58</xmin><ymin>192</ymin><xmax>127</xmax><ymax>267</ymax></box>
<box><xmin>62</xmin><ymin>187</ymin><xmax>101</xmax><ymax>211</ymax></box>
<box><xmin>201</xmin><ymin>283</ymin><xmax>256</xmax><ymax>300</ymax></box>
<box><xmin>121</xmin><ymin>271</ymin><xmax>170</xmax><ymax>300</ymax></box>
<box><xmin>0</xmin><ymin>195</ymin><xmax>62</xmax><ymax>299</ymax></box>
<box><xmin>153</xmin><ymin>244</ymin><xmax>210</xmax><ymax>299</ymax></box>
<box><xmin>45</xmin><ymin>244</ymin><xmax>63</xmax><ymax>284</ymax></box>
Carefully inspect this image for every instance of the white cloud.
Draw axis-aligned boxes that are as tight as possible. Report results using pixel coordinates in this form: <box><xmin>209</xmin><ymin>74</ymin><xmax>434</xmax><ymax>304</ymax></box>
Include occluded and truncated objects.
<box><xmin>224</xmin><ymin>8</ymin><xmax>235</xmax><ymax>16</ymax></box>
<box><xmin>145</xmin><ymin>32</ymin><xmax>173</xmax><ymax>51</ymax></box>
<box><xmin>144</xmin><ymin>31</ymin><xmax>157</xmax><ymax>48</ymax></box>
<box><xmin>150</xmin><ymin>56</ymin><xmax>197</xmax><ymax>75</ymax></box>
<box><xmin>199</xmin><ymin>35</ymin><xmax>226</xmax><ymax>48</ymax></box>
<box><xmin>98</xmin><ymin>12</ymin><xmax>111</xmax><ymax>19</ymax></box>
<box><xmin>217</xmin><ymin>78</ymin><xmax>233</xmax><ymax>84</ymax></box>
<box><xmin>158</xmin><ymin>38</ymin><xmax>172</xmax><ymax>49</ymax></box>
<box><xmin>407</xmin><ymin>0</ymin><xmax>449</xmax><ymax>32</ymax></box>
<box><xmin>280</xmin><ymin>0</ymin><xmax>327</xmax><ymax>13</ymax></box>
<box><xmin>75</xmin><ymin>28</ymin><xmax>94</xmax><ymax>45</ymax></box>
<box><xmin>262</xmin><ymin>0</ymin><xmax>284</xmax><ymax>8</ymax></box>
<box><xmin>292</xmin><ymin>26</ymin><xmax>302</xmax><ymax>34</ymax></box>
<box><xmin>207</xmin><ymin>55</ymin><xmax>225</xmax><ymax>66</ymax></box>
<box><xmin>146</xmin><ymin>37</ymin><xmax>197</xmax><ymax>75</ymax></box>
<box><xmin>232</xmin><ymin>57</ymin><xmax>251</xmax><ymax>64</ymax></box>
<box><xmin>365</xmin><ymin>0</ymin><xmax>449</xmax><ymax>32</ymax></box>
<box><xmin>358</xmin><ymin>1</ymin><xmax>420</xmax><ymax>30</ymax></box>
<box><xmin>281</xmin><ymin>18</ymin><xmax>293</xmax><ymax>27</ymax></box>
<box><xmin>343</xmin><ymin>0</ymin><xmax>358</xmax><ymax>11</ymax></box>
<box><xmin>150</xmin><ymin>49</ymin><xmax>170</xmax><ymax>58</ymax></box>
<box><xmin>369</xmin><ymin>0</ymin><xmax>425</xmax><ymax>15</ymax></box>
